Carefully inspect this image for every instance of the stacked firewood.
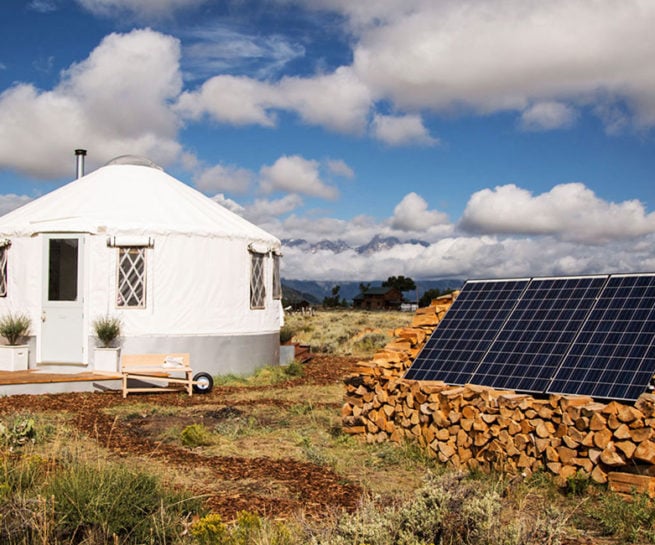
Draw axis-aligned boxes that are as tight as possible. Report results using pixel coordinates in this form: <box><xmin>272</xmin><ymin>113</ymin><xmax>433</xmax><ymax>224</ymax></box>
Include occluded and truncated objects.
<box><xmin>342</xmin><ymin>293</ymin><xmax>655</xmax><ymax>484</ymax></box>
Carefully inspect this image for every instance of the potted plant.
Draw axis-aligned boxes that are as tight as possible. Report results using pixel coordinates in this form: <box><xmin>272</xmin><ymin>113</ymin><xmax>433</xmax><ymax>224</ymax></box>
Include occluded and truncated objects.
<box><xmin>0</xmin><ymin>313</ymin><xmax>31</xmax><ymax>371</ymax></box>
<box><xmin>92</xmin><ymin>315</ymin><xmax>121</xmax><ymax>373</ymax></box>
<box><xmin>279</xmin><ymin>325</ymin><xmax>296</xmax><ymax>365</ymax></box>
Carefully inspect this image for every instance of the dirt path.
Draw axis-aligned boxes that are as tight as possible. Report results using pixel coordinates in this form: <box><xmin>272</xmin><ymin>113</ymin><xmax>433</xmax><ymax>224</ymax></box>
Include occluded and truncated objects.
<box><xmin>0</xmin><ymin>355</ymin><xmax>363</xmax><ymax>519</ymax></box>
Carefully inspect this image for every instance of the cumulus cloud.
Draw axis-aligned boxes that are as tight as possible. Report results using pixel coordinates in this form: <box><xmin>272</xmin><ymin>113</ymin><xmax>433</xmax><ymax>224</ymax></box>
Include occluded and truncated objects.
<box><xmin>212</xmin><ymin>193</ymin><xmax>244</xmax><ymax>214</ymax></box>
<box><xmin>0</xmin><ymin>194</ymin><xmax>33</xmax><ymax>216</ymax></box>
<box><xmin>0</xmin><ymin>29</ymin><xmax>183</xmax><ymax>178</ymax></box>
<box><xmin>519</xmin><ymin>101</ymin><xmax>578</xmax><ymax>131</ymax></box>
<box><xmin>326</xmin><ymin>159</ymin><xmax>354</xmax><ymax>179</ymax></box>
<box><xmin>194</xmin><ymin>163</ymin><xmax>254</xmax><ymax>194</ymax></box>
<box><xmin>76</xmin><ymin>0</ymin><xmax>208</xmax><ymax>20</ymax></box>
<box><xmin>459</xmin><ymin>183</ymin><xmax>655</xmax><ymax>244</ymax></box>
<box><xmin>259</xmin><ymin>155</ymin><xmax>339</xmax><ymax>199</ymax></box>
<box><xmin>176</xmin><ymin>75</ymin><xmax>277</xmax><ymax>126</ymax></box>
<box><xmin>242</xmin><ymin>194</ymin><xmax>304</xmax><ymax>223</ymax></box>
<box><xmin>371</xmin><ymin>113</ymin><xmax>438</xmax><ymax>146</ymax></box>
<box><xmin>278</xmin><ymin>230</ymin><xmax>655</xmax><ymax>282</ymax></box>
<box><xmin>349</xmin><ymin>0</ymin><xmax>655</xmax><ymax>130</ymax></box>
<box><xmin>391</xmin><ymin>192</ymin><xmax>449</xmax><ymax>231</ymax></box>
<box><xmin>177</xmin><ymin>67</ymin><xmax>372</xmax><ymax>134</ymax></box>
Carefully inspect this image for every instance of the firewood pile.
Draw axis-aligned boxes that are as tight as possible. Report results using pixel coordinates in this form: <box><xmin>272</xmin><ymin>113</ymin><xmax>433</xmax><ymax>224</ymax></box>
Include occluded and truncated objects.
<box><xmin>342</xmin><ymin>292</ymin><xmax>655</xmax><ymax>486</ymax></box>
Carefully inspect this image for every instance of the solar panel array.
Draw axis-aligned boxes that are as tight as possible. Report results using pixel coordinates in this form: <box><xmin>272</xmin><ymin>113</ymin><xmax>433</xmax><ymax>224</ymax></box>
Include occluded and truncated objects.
<box><xmin>404</xmin><ymin>273</ymin><xmax>655</xmax><ymax>402</ymax></box>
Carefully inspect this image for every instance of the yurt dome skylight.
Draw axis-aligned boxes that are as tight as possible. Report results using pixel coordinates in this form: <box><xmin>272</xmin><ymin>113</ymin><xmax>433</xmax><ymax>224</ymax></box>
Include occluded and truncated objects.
<box><xmin>105</xmin><ymin>155</ymin><xmax>163</xmax><ymax>170</ymax></box>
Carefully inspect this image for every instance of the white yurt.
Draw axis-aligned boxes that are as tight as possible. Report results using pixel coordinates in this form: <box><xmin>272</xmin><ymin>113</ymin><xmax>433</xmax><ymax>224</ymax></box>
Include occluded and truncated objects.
<box><xmin>0</xmin><ymin>153</ymin><xmax>283</xmax><ymax>376</ymax></box>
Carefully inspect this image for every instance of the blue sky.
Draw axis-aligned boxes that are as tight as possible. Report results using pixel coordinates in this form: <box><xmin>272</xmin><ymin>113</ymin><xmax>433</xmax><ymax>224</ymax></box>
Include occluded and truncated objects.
<box><xmin>1</xmin><ymin>0</ymin><xmax>655</xmax><ymax>281</ymax></box>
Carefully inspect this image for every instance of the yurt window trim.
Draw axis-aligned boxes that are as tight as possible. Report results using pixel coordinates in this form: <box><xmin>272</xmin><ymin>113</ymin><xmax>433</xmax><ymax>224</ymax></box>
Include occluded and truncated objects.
<box><xmin>249</xmin><ymin>245</ymin><xmax>267</xmax><ymax>310</ymax></box>
<box><xmin>116</xmin><ymin>247</ymin><xmax>147</xmax><ymax>308</ymax></box>
<box><xmin>108</xmin><ymin>237</ymin><xmax>153</xmax><ymax>309</ymax></box>
<box><xmin>0</xmin><ymin>239</ymin><xmax>9</xmax><ymax>298</ymax></box>
<box><xmin>272</xmin><ymin>252</ymin><xmax>282</xmax><ymax>301</ymax></box>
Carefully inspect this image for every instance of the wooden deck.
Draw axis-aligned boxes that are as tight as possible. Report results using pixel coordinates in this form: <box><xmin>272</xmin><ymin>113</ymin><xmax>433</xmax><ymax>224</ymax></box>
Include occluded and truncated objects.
<box><xmin>0</xmin><ymin>369</ymin><xmax>123</xmax><ymax>396</ymax></box>
<box><xmin>0</xmin><ymin>369</ymin><xmax>120</xmax><ymax>386</ymax></box>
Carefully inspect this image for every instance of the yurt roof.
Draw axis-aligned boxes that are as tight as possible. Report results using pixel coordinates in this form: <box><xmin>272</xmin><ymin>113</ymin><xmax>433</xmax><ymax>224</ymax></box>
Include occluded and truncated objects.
<box><xmin>0</xmin><ymin>156</ymin><xmax>279</xmax><ymax>245</ymax></box>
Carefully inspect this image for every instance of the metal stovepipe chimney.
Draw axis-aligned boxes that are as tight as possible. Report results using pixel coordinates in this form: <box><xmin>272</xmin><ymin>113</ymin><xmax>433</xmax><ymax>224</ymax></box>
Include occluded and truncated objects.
<box><xmin>75</xmin><ymin>149</ymin><xmax>87</xmax><ymax>179</ymax></box>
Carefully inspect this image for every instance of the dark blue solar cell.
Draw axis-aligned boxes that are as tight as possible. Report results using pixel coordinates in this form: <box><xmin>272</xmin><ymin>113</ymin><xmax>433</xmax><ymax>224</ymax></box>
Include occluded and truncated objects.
<box><xmin>548</xmin><ymin>274</ymin><xmax>655</xmax><ymax>402</ymax></box>
<box><xmin>404</xmin><ymin>278</ymin><xmax>529</xmax><ymax>384</ymax></box>
<box><xmin>469</xmin><ymin>276</ymin><xmax>607</xmax><ymax>393</ymax></box>
<box><xmin>406</xmin><ymin>273</ymin><xmax>655</xmax><ymax>402</ymax></box>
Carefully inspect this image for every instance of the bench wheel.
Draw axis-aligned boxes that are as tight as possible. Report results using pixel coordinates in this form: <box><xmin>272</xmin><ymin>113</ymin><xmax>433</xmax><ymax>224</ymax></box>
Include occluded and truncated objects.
<box><xmin>193</xmin><ymin>372</ymin><xmax>214</xmax><ymax>394</ymax></box>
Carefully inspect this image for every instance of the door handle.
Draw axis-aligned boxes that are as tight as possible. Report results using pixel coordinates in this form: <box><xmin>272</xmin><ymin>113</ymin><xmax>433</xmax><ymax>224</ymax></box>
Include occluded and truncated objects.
<box><xmin>41</xmin><ymin>311</ymin><xmax>46</xmax><ymax>322</ymax></box>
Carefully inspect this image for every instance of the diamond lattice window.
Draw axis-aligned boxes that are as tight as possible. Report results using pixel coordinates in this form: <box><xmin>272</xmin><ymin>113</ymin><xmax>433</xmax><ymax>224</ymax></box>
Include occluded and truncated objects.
<box><xmin>272</xmin><ymin>254</ymin><xmax>281</xmax><ymax>300</ymax></box>
<box><xmin>117</xmin><ymin>247</ymin><xmax>146</xmax><ymax>308</ymax></box>
<box><xmin>0</xmin><ymin>247</ymin><xmax>7</xmax><ymax>297</ymax></box>
<box><xmin>250</xmin><ymin>253</ymin><xmax>266</xmax><ymax>309</ymax></box>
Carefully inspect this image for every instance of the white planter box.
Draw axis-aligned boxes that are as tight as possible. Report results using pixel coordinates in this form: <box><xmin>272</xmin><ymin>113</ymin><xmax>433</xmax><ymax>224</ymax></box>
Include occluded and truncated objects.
<box><xmin>94</xmin><ymin>347</ymin><xmax>120</xmax><ymax>373</ymax></box>
<box><xmin>0</xmin><ymin>345</ymin><xmax>29</xmax><ymax>371</ymax></box>
<box><xmin>280</xmin><ymin>344</ymin><xmax>295</xmax><ymax>365</ymax></box>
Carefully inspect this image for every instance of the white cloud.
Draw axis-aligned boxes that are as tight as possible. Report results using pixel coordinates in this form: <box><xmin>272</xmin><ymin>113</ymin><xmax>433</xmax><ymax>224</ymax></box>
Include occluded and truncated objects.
<box><xmin>459</xmin><ymin>183</ymin><xmax>655</xmax><ymax>244</ymax></box>
<box><xmin>391</xmin><ymin>192</ymin><xmax>449</xmax><ymax>231</ymax></box>
<box><xmin>371</xmin><ymin>113</ymin><xmax>438</xmax><ymax>146</ymax></box>
<box><xmin>259</xmin><ymin>155</ymin><xmax>339</xmax><ymax>199</ymax></box>
<box><xmin>277</xmin><ymin>67</ymin><xmax>372</xmax><ymax>134</ymax></box>
<box><xmin>176</xmin><ymin>75</ymin><xmax>277</xmax><ymax>126</ymax></box>
<box><xmin>194</xmin><ymin>163</ymin><xmax>254</xmax><ymax>194</ymax></box>
<box><xmin>0</xmin><ymin>194</ymin><xmax>33</xmax><ymax>216</ymax></box>
<box><xmin>183</xmin><ymin>25</ymin><xmax>305</xmax><ymax>80</ymax></box>
<box><xmin>519</xmin><ymin>101</ymin><xmax>577</xmax><ymax>131</ymax></box>
<box><xmin>212</xmin><ymin>193</ymin><xmax>244</xmax><ymax>214</ymax></box>
<box><xmin>0</xmin><ymin>29</ymin><xmax>183</xmax><ymax>178</ymax></box>
<box><xmin>326</xmin><ymin>159</ymin><xmax>354</xmax><ymax>179</ymax></box>
<box><xmin>177</xmin><ymin>67</ymin><xmax>372</xmax><ymax>134</ymax></box>
<box><xmin>349</xmin><ymin>0</ymin><xmax>655</xmax><ymax>130</ymax></box>
<box><xmin>76</xmin><ymin>0</ymin><xmax>208</xmax><ymax>19</ymax></box>
<box><xmin>28</xmin><ymin>0</ymin><xmax>58</xmax><ymax>13</ymax></box>
<box><xmin>242</xmin><ymin>194</ymin><xmax>304</xmax><ymax>223</ymax></box>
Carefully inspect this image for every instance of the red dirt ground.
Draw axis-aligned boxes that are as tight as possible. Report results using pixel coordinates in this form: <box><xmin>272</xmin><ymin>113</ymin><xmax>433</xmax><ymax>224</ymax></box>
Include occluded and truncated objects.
<box><xmin>0</xmin><ymin>355</ymin><xmax>363</xmax><ymax>520</ymax></box>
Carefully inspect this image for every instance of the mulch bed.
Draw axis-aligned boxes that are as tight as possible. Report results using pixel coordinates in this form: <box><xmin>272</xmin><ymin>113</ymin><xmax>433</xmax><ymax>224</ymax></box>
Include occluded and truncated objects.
<box><xmin>0</xmin><ymin>354</ymin><xmax>363</xmax><ymax>520</ymax></box>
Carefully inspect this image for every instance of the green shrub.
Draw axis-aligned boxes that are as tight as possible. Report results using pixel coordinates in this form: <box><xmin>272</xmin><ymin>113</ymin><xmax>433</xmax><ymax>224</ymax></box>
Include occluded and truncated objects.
<box><xmin>92</xmin><ymin>315</ymin><xmax>121</xmax><ymax>348</ymax></box>
<box><xmin>351</xmin><ymin>332</ymin><xmax>389</xmax><ymax>355</ymax></box>
<box><xmin>45</xmin><ymin>461</ymin><xmax>198</xmax><ymax>544</ymax></box>
<box><xmin>181</xmin><ymin>423</ymin><xmax>213</xmax><ymax>447</ymax></box>
<box><xmin>192</xmin><ymin>511</ymin><xmax>297</xmax><ymax>545</ymax></box>
<box><xmin>0</xmin><ymin>415</ymin><xmax>36</xmax><ymax>449</ymax></box>
<box><xmin>0</xmin><ymin>313</ymin><xmax>31</xmax><ymax>345</ymax></box>
<box><xmin>565</xmin><ymin>470</ymin><xmax>591</xmax><ymax>496</ymax></box>
<box><xmin>307</xmin><ymin>471</ymin><xmax>567</xmax><ymax>545</ymax></box>
<box><xmin>191</xmin><ymin>513</ymin><xmax>231</xmax><ymax>545</ymax></box>
<box><xmin>279</xmin><ymin>325</ymin><xmax>295</xmax><ymax>344</ymax></box>
<box><xmin>284</xmin><ymin>360</ymin><xmax>303</xmax><ymax>377</ymax></box>
<box><xmin>589</xmin><ymin>491</ymin><xmax>655</xmax><ymax>543</ymax></box>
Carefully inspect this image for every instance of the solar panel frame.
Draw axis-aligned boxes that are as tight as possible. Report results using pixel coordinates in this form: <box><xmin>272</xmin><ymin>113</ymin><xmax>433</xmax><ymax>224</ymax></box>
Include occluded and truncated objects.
<box><xmin>470</xmin><ymin>275</ymin><xmax>608</xmax><ymax>393</ymax></box>
<box><xmin>404</xmin><ymin>278</ymin><xmax>529</xmax><ymax>384</ymax></box>
<box><xmin>547</xmin><ymin>273</ymin><xmax>655</xmax><ymax>402</ymax></box>
<box><xmin>405</xmin><ymin>272</ymin><xmax>655</xmax><ymax>402</ymax></box>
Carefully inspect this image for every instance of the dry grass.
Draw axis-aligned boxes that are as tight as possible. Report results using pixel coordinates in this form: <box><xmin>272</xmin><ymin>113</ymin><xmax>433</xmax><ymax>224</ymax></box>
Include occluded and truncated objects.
<box><xmin>285</xmin><ymin>309</ymin><xmax>413</xmax><ymax>356</ymax></box>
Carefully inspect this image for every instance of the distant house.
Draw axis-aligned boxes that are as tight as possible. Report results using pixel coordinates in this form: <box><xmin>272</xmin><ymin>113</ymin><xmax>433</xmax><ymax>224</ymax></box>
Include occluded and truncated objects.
<box><xmin>353</xmin><ymin>287</ymin><xmax>403</xmax><ymax>310</ymax></box>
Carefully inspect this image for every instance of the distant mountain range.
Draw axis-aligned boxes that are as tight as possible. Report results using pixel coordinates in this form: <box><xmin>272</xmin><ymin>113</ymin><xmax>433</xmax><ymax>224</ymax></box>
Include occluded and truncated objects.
<box><xmin>281</xmin><ymin>278</ymin><xmax>463</xmax><ymax>304</ymax></box>
<box><xmin>280</xmin><ymin>235</ymin><xmax>462</xmax><ymax>303</ymax></box>
<box><xmin>282</xmin><ymin>234</ymin><xmax>430</xmax><ymax>256</ymax></box>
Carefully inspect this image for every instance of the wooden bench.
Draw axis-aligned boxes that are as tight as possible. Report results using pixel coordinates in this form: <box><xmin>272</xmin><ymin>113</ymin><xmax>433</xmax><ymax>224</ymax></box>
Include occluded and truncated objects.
<box><xmin>120</xmin><ymin>353</ymin><xmax>193</xmax><ymax>398</ymax></box>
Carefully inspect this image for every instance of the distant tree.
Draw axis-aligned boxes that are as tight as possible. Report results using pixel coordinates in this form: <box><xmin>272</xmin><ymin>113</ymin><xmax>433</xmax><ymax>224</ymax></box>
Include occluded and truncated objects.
<box><xmin>359</xmin><ymin>282</ymin><xmax>371</xmax><ymax>294</ymax></box>
<box><xmin>382</xmin><ymin>275</ymin><xmax>416</xmax><ymax>293</ymax></box>
<box><xmin>323</xmin><ymin>285</ymin><xmax>345</xmax><ymax>308</ymax></box>
<box><xmin>419</xmin><ymin>288</ymin><xmax>455</xmax><ymax>307</ymax></box>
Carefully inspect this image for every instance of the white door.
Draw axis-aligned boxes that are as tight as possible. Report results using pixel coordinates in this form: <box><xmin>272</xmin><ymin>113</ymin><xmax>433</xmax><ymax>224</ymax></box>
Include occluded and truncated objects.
<box><xmin>40</xmin><ymin>236</ymin><xmax>84</xmax><ymax>363</ymax></box>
